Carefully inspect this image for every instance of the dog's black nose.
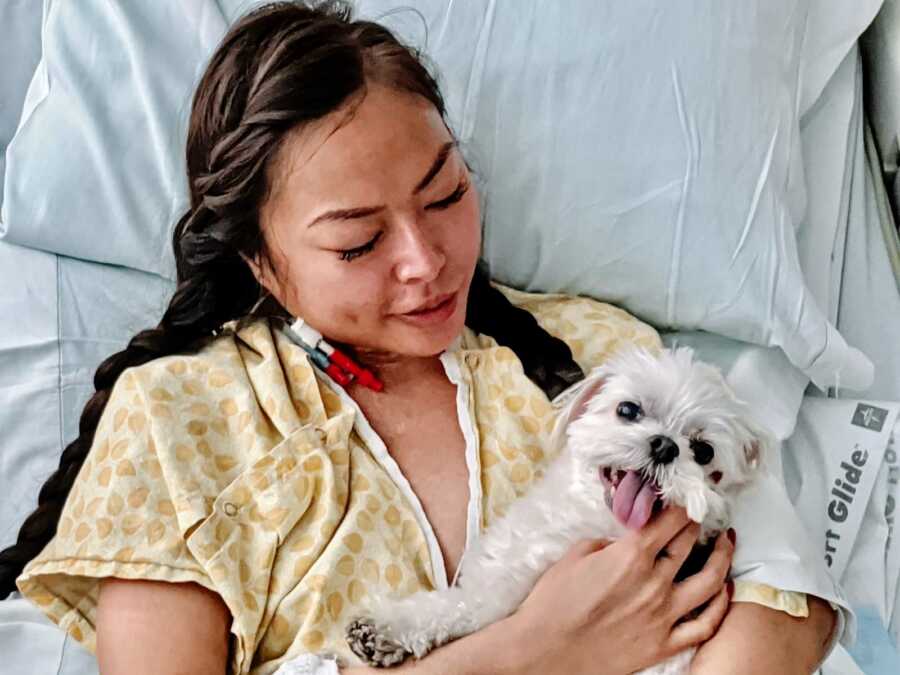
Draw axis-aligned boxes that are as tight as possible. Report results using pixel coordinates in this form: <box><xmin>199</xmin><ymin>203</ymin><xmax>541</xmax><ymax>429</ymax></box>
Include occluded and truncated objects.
<box><xmin>649</xmin><ymin>435</ymin><xmax>679</xmax><ymax>464</ymax></box>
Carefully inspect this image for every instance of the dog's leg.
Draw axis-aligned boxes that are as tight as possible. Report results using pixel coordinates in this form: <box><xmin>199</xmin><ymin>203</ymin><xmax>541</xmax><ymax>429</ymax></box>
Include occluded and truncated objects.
<box><xmin>348</xmin><ymin>580</ymin><xmax>515</xmax><ymax>663</ymax></box>
<box><xmin>346</xmin><ymin>528</ymin><xmax>550</xmax><ymax>667</ymax></box>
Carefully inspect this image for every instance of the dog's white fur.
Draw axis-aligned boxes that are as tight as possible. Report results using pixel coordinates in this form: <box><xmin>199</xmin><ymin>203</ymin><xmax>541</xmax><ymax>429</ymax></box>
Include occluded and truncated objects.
<box><xmin>346</xmin><ymin>346</ymin><xmax>773</xmax><ymax>672</ymax></box>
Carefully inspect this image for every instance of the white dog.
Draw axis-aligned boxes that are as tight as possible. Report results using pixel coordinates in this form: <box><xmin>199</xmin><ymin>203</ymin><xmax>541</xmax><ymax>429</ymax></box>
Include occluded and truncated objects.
<box><xmin>346</xmin><ymin>346</ymin><xmax>771</xmax><ymax>672</ymax></box>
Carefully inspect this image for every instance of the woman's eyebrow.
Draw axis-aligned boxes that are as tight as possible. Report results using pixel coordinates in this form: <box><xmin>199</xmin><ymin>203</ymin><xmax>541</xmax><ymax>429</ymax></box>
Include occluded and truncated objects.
<box><xmin>413</xmin><ymin>140</ymin><xmax>457</xmax><ymax>194</ymax></box>
<box><xmin>306</xmin><ymin>140</ymin><xmax>457</xmax><ymax>228</ymax></box>
<box><xmin>307</xmin><ymin>205</ymin><xmax>384</xmax><ymax>228</ymax></box>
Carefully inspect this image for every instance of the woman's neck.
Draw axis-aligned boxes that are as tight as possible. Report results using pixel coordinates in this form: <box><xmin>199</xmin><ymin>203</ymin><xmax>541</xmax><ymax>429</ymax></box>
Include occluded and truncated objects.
<box><xmin>351</xmin><ymin>348</ymin><xmax>447</xmax><ymax>390</ymax></box>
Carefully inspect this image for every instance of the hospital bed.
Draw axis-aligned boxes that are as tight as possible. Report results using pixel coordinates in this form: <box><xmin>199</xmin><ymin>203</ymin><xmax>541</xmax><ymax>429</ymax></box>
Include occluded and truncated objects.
<box><xmin>1</xmin><ymin>1</ymin><xmax>899</xmax><ymax>673</ymax></box>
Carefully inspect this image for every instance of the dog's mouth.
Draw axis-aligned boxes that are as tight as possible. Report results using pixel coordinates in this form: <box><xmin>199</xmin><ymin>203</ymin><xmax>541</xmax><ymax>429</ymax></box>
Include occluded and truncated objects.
<box><xmin>600</xmin><ymin>467</ymin><xmax>663</xmax><ymax>530</ymax></box>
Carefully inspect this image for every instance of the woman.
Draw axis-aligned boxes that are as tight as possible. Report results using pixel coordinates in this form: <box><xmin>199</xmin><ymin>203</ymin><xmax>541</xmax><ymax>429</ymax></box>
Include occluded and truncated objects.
<box><xmin>0</xmin><ymin>2</ymin><xmax>837</xmax><ymax>674</ymax></box>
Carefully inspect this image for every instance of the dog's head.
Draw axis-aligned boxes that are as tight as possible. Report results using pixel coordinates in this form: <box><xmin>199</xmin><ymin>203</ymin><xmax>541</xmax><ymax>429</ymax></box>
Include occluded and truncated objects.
<box><xmin>554</xmin><ymin>346</ymin><xmax>771</xmax><ymax>534</ymax></box>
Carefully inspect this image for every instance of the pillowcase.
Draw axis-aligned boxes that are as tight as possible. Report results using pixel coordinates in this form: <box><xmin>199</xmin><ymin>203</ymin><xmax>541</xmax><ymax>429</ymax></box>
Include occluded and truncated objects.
<box><xmin>0</xmin><ymin>0</ymin><xmax>43</xmax><ymax>206</ymax></box>
<box><xmin>355</xmin><ymin>0</ymin><xmax>875</xmax><ymax>392</ymax></box>
<box><xmin>0</xmin><ymin>0</ymin><xmax>237</xmax><ymax>279</ymax></box>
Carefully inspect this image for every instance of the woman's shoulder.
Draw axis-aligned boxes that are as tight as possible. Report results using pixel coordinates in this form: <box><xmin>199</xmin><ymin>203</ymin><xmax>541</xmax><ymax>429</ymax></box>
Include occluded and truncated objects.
<box><xmin>118</xmin><ymin>317</ymin><xmax>314</xmax><ymax>417</ymax></box>
<box><xmin>491</xmin><ymin>283</ymin><xmax>662</xmax><ymax>371</ymax></box>
<box><xmin>122</xmin><ymin>317</ymin><xmax>268</xmax><ymax>390</ymax></box>
<box><xmin>104</xmin><ymin>317</ymin><xmax>334</xmax><ymax>480</ymax></box>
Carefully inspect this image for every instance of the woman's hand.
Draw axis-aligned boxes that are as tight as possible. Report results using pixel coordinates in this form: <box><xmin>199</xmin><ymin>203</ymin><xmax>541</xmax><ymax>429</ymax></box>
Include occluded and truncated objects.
<box><xmin>504</xmin><ymin>506</ymin><xmax>735</xmax><ymax>675</ymax></box>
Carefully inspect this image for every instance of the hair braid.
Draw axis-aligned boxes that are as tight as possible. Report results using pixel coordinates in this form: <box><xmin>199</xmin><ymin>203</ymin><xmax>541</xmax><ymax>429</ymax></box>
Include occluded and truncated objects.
<box><xmin>466</xmin><ymin>263</ymin><xmax>584</xmax><ymax>400</ymax></box>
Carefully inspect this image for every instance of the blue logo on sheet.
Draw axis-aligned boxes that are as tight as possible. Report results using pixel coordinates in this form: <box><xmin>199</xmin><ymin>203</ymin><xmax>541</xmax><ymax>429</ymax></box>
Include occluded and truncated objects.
<box><xmin>851</xmin><ymin>404</ymin><xmax>888</xmax><ymax>432</ymax></box>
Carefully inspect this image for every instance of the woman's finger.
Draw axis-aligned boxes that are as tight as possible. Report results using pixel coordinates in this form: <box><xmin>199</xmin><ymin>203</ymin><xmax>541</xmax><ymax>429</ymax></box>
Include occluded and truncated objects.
<box><xmin>666</xmin><ymin>583</ymin><xmax>731</xmax><ymax>653</ymax></box>
<box><xmin>567</xmin><ymin>537</ymin><xmax>613</xmax><ymax>561</ymax></box>
<box><xmin>653</xmin><ymin>520</ymin><xmax>701</xmax><ymax>579</ymax></box>
<box><xmin>669</xmin><ymin>532</ymin><xmax>733</xmax><ymax>617</ymax></box>
<box><xmin>628</xmin><ymin>505</ymin><xmax>692</xmax><ymax>556</ymax></box>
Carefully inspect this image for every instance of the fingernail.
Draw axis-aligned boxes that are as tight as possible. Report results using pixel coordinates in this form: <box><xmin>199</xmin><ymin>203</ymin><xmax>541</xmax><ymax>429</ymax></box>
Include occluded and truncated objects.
<box><xmin>726</xmin><ymin>579</ymin><xmax>734</xmax><ymax>599</ymax></box>
<box><xmin>726</xmin><ymin>528</ymin><xmax>736</xmax><ymax>545</ymax></box>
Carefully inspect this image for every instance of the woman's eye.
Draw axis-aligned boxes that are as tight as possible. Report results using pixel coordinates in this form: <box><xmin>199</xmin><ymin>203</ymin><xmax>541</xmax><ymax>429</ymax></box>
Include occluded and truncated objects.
<box><xmin>691</xmin><ymin>440</ymin><xmax>715</xmax><ymax>465</ymax></box>
<box><xmin>616</xmin><ymin>401</ymin><xmax>642</xmax><ymax>421</ymax></box>
<box><xmin>425</xmin><ymin>180</ymin><xmax>469</xmax><ymax>210</ymax></box>
<box><xmin>337</xmin><ymin>231</ymin><xmax>383</xmax><ymax>262</ymax></box>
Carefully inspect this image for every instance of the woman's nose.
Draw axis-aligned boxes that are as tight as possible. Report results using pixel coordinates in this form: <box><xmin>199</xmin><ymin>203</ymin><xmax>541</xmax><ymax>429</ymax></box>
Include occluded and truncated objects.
<box><xmin>393</xmin><ymin>221</ymin><xmax>445</xmax><ymax>284</ymax></box>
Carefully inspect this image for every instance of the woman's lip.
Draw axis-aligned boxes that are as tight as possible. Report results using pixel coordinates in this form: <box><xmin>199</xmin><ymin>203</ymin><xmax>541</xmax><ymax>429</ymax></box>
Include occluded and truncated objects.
<box><xmin>395</xmin><ymin>291</ymin><xmax>458</xmax><ymax>324</ymax></box>
<box><xmin>405</xmin><ymin>292</ymin><xmax>455</xmax><ymax>314</ymax></box>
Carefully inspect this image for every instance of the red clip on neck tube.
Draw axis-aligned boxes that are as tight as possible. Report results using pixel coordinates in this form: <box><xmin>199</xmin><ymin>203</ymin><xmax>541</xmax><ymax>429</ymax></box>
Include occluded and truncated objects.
<box><xmin>289</xmin><ymin>319</ymin><xmax>384</xmax><ymax>392</ymax></box>
<box><xmin>324</xmin><ymin>362</ymin><xmax>353</xmax><ymax>386</ymax></box>
<box><xmin>327</xmin><ymin>347</ymin><xmax>384</xmax><ymax>392</ymax></box>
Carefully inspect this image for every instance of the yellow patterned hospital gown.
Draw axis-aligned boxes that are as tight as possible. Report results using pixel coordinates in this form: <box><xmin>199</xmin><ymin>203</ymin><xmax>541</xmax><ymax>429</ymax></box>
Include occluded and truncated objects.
<box><xmin>17</xmin><ymin>287</ymin><xmax>807</xmax><ymax>674</ymax></box>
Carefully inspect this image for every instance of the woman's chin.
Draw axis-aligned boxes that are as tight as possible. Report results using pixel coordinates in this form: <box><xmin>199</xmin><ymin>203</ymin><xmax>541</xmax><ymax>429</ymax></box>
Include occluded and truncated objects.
<box><xmin>382</xmin><ymin>295</ymin><xmax>467</xmax><ymax>356</ymax></box>
<box><xmin>395</xmin><ymin>326</ymin><xmax>464</xmax><ymax>358</ymax></box>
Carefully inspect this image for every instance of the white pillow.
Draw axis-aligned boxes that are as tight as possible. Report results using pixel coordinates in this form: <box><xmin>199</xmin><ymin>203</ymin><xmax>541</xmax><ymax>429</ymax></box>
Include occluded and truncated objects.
<box><xmin>355</xmin><ymin>0</ymin><xmax>875</xmax><ymax>392</ymax></box>
<box><xmin>0</xmin><ymin>0</ymin><xmax>875</xmax><ymax>391</ymax></box>
<box><xmin>0</xmin><ymin>0</ymin><xmax>43</xmax><ymax>206</ymax></box>
<box><xmin>0</xmin><ymin>0</ymin><xmax>235</xmax><ymax>279</ymax></box>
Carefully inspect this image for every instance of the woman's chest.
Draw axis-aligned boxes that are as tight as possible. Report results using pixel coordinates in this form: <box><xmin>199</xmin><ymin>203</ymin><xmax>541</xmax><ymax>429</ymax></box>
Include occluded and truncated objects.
<box><xmin>360</xmin><ymin>387</ymin><xmax>471</xmax><ymax>582</ymax></box>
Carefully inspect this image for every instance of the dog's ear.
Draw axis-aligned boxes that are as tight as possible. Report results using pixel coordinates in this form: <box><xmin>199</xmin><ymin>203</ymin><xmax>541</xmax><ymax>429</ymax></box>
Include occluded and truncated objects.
<box><xmin>549</xmin><ymin>344</ymin><xmax>659</xmax><ymax>446</ymax></box>
<box><xmin>740</xmin><ymin>421</ymin><xmax>775</xmax><ymax>473</ymax></box>
<box><xmin>553</xmin><ymin>369</ymin><xmax>605</xmax><ymax>417</ymax></box>
<box><xmin>743</xmin><ymin>440</ymin><xmax>761</xmax><ymax>469</ymax></box>
<box><xmin>550</xmin><ymin>368</ymin><xmax>606</xmax><ymax>450</ymax></box>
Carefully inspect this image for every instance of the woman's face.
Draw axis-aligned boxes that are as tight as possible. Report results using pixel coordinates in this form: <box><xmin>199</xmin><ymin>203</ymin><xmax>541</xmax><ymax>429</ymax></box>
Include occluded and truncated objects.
<box><xmin>251</xmin><ymin>85</ymin><xmax>481</xmax><ymax>358</ymax></box>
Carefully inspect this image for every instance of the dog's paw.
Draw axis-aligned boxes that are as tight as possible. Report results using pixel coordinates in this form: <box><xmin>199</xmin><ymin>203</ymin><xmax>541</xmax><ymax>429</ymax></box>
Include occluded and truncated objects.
<box><xmin>346</xmin><ymin>617</ymin><xmax>410</xmax><ymax>668</ymax></box>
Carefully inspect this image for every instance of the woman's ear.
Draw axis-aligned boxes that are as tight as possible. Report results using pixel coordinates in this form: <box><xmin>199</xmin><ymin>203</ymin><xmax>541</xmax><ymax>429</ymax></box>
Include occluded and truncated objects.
<box><xmin>239</xmin><ymin>251</ymin><xmax>264</xmax><ymax>282</ymax></box>
<box><xmin>240</xmin><ymin>251</ymin><xmax>281</xmax><ymax>298</ymax></box>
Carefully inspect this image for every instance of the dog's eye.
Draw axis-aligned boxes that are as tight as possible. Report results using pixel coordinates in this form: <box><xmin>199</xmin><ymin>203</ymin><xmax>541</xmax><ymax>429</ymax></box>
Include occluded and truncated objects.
<box><xmin>616</xmin><ymin>401</ymin><xmax>642</xmax><ymax>421</ymax></box>
<box><xmin>691</xmin><ymin>440</ymin><xmax>715</xmax><ymax>465</ymax></box>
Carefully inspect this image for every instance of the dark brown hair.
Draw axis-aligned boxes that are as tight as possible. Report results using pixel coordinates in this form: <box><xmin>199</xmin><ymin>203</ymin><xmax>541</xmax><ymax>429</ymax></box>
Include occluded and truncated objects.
<box><xmin>0</xmin><ymin>0</ymin><xmax>581</xmax><ymax>598</ymax></box>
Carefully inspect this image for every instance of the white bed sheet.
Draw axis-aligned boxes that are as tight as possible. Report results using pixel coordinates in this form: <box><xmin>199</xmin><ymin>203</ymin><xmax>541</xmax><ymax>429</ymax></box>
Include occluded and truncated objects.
<box><xmin>0</xmin><ymin>241</ymin><xmax>62</xmax><ymax>550</ymax></box>
<box><xmin>796</xmin><ymin>46</ymin><xmax>860</xmax><ymax>329</ymax></box>
<box><xmin>797</xmin><ymin>38</ymin><xmax>900</xmax><ymax>403</ymax></box>
<box><xmin>791</xmin><ymin>21</ymin><xmax>900</xmax><ymax>671</ymax></box>
<box><xmin>0</xmin><ymin>253</ymin><xmax>172</xmax><ymax>551</ymax></box>
<box><xmin>834</xmin><ymin>118</ymin><xmax>900</xmax><ymax>402</ymax></box>
<box><xmin>0</xmin><ymin>594</ymin><xmax>98</xmax><ymax>675</ymax></box>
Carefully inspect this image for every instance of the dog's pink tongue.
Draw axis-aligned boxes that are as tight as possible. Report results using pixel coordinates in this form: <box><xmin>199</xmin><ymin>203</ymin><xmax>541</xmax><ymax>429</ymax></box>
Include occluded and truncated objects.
<box><xmin>612</xmin><ymin>470</ymin><xmax>658</xmax><ymax>530</ymax></box>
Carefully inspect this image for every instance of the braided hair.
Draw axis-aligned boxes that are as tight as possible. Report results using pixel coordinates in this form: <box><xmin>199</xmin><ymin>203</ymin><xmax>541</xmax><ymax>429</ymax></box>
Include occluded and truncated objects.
<box><xmin>0</xmin><ymin>0</ymin><xmax>581</xmax><ymax>599</ymax></box>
